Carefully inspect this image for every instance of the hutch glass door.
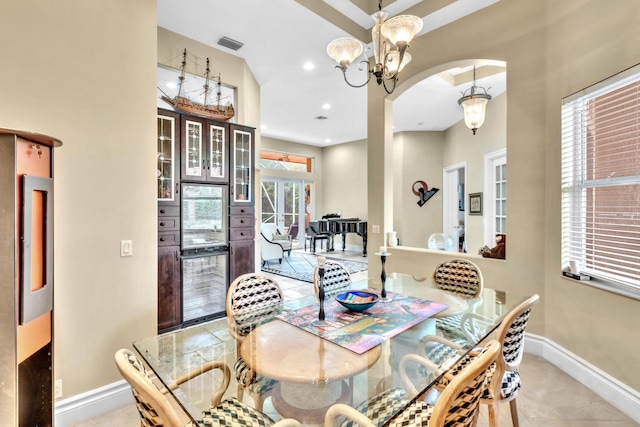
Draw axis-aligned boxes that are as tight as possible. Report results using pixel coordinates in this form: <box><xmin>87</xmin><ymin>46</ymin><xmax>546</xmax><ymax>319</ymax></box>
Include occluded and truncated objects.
<box><xmin>233</xmin><ymin>129</ymin><xmax>252</xmax><ymax>203</ymax></box>
<box><xmin>157</xmin><ymin>114</ymin><xmax>176</xmax><ymax>202</ymax></box>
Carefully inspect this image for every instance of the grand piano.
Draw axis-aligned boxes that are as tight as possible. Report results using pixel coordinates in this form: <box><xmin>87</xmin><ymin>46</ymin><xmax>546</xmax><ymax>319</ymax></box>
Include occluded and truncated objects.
<box><xmin>317</xmin><ymin>215</ymin><xmax>368</xmax><ymax>256</ymax></box>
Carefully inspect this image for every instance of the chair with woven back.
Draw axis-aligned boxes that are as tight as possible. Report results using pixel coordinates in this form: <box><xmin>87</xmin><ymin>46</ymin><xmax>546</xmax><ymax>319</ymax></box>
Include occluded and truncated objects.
<box><xmin>418</xmin><ymin>294</ymin><xmax>540</xmax><ymax>427</ymax></box>
<box><xmin>324</xmin><ymin>339</ymin><xmax>501</xmax><ymax>427</ymax></box>
<box><xmin>226</xmin><ymin>273</ymin><xmax>284</xmax><ymax>411</ymax></box>
<box><xmin>431</xmin><ymin>259</ymin><xmax>484</xmax><ymax>341</ymax></box>
<box><xmin>478</xmin><ymin>293</ymin><xmax>540</xmax><ymax>427</ymax></box>
<box><xmin>114</xmin><ymin>348</ymin><xmax>301</xmax><ymax>427</ymax></box>
<box><xmin>313</xmin><ymin>261</ymin><xmax>352</xmax><ymax>300</ymax></box>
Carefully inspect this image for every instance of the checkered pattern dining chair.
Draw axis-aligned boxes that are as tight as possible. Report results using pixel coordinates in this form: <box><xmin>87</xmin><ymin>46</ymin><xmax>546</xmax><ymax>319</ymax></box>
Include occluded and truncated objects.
<box><xmin>479</xmin><ymin>294</ymin><xmax>540</xmax><ymax>427</ymax></box>
<box><xmin>313</xmin><ymin>261</ymin><xmax>352</xmax><ymax>300</ymax></box>
<box><xmin>226</xmin><ymin>273</ymin><xmax>284</xmax><ymax>411</ymax></box>
<box><xmin>432</xmin><ymin>259</ymin><xmax>483</xmax><ymax>299</ymax></box>
<box><xmin>115</xmin><ymin>348</ymin><xmax>302</xmax><ymax>427</ymax></box>
<box><xmin>324</xmin><ymin>339</ymin><xmax>501</xmax><ymax>427</ymax></box>
<box><xmin>432</xmin><ymin>259</ymin><xmax>484</xmax><ymax>341</ymax></box>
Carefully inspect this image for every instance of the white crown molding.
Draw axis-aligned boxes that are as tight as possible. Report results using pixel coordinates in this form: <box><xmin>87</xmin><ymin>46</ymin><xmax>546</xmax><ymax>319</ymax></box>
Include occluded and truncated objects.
<box><xmin>55</xmin><ymin>335</ymin><xmax>640</xmax><ymax>425</ymax></box>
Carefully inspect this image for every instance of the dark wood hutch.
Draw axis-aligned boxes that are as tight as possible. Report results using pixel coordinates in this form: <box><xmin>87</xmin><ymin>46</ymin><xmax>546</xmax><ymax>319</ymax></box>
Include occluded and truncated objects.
<box><xmin>157</xmin><ymin>108</ymin><xmax>255</xmax><ymax>333</ymax></box>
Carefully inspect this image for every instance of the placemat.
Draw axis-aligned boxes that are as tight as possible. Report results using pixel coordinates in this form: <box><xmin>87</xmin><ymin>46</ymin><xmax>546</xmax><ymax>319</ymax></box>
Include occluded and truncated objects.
<box><xmin>277</xmin><ymin>289</ymin><xmax>448</xmax><ymax>354</ymax></box>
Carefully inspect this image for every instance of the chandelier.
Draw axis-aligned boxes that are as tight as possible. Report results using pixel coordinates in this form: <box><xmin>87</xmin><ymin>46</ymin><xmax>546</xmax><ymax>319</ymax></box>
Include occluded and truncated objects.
<box><xmin>326</xmin><ymin>1</ymin><xmax>423</xmax><ymax>94</ymax></box>
<box><xmin>458</xmin><ymin>66</ymin><xmax>492</xmax><ymax>135</ymax></box>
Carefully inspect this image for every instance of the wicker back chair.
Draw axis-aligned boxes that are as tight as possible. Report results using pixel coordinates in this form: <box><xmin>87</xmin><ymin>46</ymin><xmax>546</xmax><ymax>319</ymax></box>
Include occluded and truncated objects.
<box><xmin>115</xmin><ymin>348</ymin><xmax>302</xmax><ymax>427</ymax></box>
<box><xmin>313</xmin><ymin>261</ymin><xmax>352</xmax><ymax>300</ymax></box>
<box><xmin>480</xmin><ymin>294</ymin><xmax>540</xmax><ymax>427</ymax></box>
<box><xmin>432</xmin><ymin>259</ymin><xmax>483</xmax><ymax>299</ymax></box>
<box><xmin>325</xmin><ymin>339</ymin><xmax>501</xmax><ymax>427</ymax></box>
<box><xmin>115</xmin><ymin>348</ymin><xmax>228</xmax><ymax>427</ymax></box>
<box><xmin>226</xmin><ymin>273</ymin><xmax>284</xmax><ymax>411</ymax></box>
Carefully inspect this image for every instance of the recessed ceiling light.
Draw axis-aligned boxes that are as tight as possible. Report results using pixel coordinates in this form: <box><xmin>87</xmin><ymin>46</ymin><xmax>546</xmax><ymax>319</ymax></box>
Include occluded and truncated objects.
<box><xmin>167</xmin><ymin>81</ymin><xmax>177</xmax><ymax>89</ymax></box>
<box><xmin>325</xmin><ymin>138</ymin><xmax>331</xmax><ymax>143</ymax></box>
<box><xmin>261</xmin><ymin>124</ymin><xmax>267</xmax><ymax>130</ymax></box>
<box><xmin>322</xmin><ymin>103</ymin><xmax>331</xmax><ymax>110</ymax></box>
<box><xmin>303</xmin><ymin>62</ymin><xmax>315</xmax><ymax>70</ymax></box>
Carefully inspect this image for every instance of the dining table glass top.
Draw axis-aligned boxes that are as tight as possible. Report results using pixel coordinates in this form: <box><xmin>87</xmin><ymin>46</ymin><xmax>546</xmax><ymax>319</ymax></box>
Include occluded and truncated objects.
<box><xmin>133</xmin><ymin>273</ymin><xmax>527</xmax><ymax>426</ymax></box>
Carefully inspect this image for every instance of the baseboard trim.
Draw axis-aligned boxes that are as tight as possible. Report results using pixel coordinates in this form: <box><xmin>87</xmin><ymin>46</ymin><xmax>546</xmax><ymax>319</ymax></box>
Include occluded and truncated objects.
<box><xmin>54</xmin><ymin>379</ymin><xmax>133</xmax><ymax>427</ymax></box>
<box><xmin>525</xmin><ymin>333</ymin><xmax>640</xmax><ymax>424</ymax></box>
<box><xmin>55</xmin><ymin>337</ymin><xmax>640</xmax><ymax>425</ymax></box>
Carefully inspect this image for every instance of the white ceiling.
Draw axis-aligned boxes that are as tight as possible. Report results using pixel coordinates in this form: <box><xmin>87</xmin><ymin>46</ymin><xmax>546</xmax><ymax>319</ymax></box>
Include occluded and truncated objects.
<box><xmin>157</xmin><ymin>0</ymin><xmax>505</xmax><ymax>147</ymax></box>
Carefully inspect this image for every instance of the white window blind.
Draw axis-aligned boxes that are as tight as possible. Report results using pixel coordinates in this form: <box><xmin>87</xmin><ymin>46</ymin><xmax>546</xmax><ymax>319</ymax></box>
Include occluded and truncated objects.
<box><xmin>561</xmin><ymin>65</ymin><xmax>640</xmax><ymax>295</ymax></box>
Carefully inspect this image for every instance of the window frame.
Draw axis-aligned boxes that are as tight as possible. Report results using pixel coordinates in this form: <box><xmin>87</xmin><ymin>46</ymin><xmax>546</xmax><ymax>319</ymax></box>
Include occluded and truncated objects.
<box><xmin>561</xmin><ymin>65</ymin><xmax>640</xmax><ymax>300</ymax></box>
<box><xmin>483</xmin><ymin>149</ymin><xmax>507</xmax><ymax>247</ymax></box>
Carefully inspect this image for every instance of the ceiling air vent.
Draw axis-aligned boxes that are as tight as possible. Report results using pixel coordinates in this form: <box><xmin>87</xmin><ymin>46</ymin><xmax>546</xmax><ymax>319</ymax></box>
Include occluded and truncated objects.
<box><xmin>217</xmin><ymin>36</ymin><xmax>244</xmax><ymax>51</ymax></box>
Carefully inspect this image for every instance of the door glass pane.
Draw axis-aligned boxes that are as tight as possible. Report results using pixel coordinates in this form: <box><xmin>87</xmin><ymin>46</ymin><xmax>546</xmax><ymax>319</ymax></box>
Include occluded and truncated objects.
<box><xmin>182</xmin><ymin>184</ymin><xmax>227</xmax><ymax>249</ymax></box>
<box><xmin>182</xmin><ymin>253</ymin><xmax>228</xmax><ymax>322</ymax></box>
<box><xmin>157</xmin><ymin>115</ymin><xmax>175</xmax><ymax>201</ymax></box>
<box><xmin>234</xmin><ymin>130</ymin><xmax>252</xmax><ymax>202</ymax></box>
<box><xmin>283</xmin><ymin>181</ymin><xmax>299</xmax><ymax>229</ymax></box>
<box><xmin>186</xmin><ymin>121</ymin><xmax>203</xmax><ymax>177</ymax></box>
<box><xmin>261</xmin><ymin>180</ymin><xmax>277</xmax><ymax>224</ymax></box>
<box><xmin>209</xmin><ymin>125</ymin><xmax>225</xmax><ymax>179</ymax></box>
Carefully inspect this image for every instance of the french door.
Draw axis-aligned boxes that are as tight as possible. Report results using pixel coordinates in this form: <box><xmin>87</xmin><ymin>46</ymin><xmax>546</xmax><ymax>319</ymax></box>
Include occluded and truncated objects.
<box><xmin>260</xmin><ymin>178</ymin><xmax>308</xmax><ymax>244</ymax></box>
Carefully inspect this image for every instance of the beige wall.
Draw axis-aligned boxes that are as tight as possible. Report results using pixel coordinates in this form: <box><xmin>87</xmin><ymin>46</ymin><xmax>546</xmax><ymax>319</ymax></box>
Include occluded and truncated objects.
<box><xmin>374</xmin><ymin>0</ymin><xmax>640</xmax><ymax>391</ymax></box>
<box><xmin>322</xmin><ymin>139</ymin><xmax>367</xmax><ymax>245</ymax></box>
<box><xmin>392</xmin><ymin>131</ymin><xmax>445</xmax><ymax>248</ymax></box>
<box><xmin>0</xmin><ymin>0</ymin><xmax>158</xmax><ymax>396</ymax></box>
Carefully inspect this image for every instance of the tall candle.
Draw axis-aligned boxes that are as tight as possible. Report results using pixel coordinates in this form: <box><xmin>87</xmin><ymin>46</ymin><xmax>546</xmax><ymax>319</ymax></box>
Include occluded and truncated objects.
<box><xmin>380</xmin><ymin>246</ymin><xmax>387</xmax><ymax>254</ymax></box>
<box><xmin>318</xmin><ymin>256</ymin><xmax>326</xmax><ymax>266</ymax></box>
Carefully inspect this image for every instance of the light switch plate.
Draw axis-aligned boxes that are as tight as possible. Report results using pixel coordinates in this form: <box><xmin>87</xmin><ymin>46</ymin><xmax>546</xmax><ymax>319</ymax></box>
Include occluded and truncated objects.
<box><xmin>120</xmin><ymin>240</ymin><xmax>133</xmax><ymax>257</ymax></box>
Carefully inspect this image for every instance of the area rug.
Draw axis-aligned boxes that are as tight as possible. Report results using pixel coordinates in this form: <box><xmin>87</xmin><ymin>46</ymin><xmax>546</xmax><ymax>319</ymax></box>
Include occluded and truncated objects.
<box><xmin>261</xmin><ymin>251</ymin><xmax>368</xmax><ymax>283</ymax></box>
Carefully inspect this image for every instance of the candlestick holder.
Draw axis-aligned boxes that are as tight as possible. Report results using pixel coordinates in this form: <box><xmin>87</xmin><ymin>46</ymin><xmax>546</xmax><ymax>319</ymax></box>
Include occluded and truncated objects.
<box><xmin>374</xmin><ymin>251</ymin><xmax>392</xmax><ymax>302</ymax></box>
<box><xmin>318</xmin><ymin>265</ymin><xmax>325</xmax><ymax>320</ymax></box>
<box><xmin>313</xmin><ymin>264</ymin><xmax>326</xmax><ymax>326</ymax></box>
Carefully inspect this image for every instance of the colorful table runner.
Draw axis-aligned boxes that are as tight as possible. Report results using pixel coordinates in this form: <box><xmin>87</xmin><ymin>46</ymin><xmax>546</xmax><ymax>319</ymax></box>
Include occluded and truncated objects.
<box><xmin>277</xmin><ymin>289</ymin><xmax>449</xmax><ymax>354</ymax></box>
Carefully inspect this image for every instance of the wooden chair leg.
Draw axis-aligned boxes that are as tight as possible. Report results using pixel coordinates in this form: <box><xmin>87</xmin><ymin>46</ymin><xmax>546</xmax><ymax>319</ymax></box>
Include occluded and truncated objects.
<box><xmin>487</xmin><ymin>402</ymin><xmax>500</xmax><ymax>427</ymax></box>
<box><xmin>253</xmin><ymin>393</ymin><xmax>264</xmax><ymax>412</ymax></box>
<box><xmin>237</xmin><ymin>384</ymin><xmax>244</xmax><ymax>403</ymax></box>
<box><xmin>509</xmin><ymin>399</ymin><xmax>520</xmax><ymax>427</ymax></box>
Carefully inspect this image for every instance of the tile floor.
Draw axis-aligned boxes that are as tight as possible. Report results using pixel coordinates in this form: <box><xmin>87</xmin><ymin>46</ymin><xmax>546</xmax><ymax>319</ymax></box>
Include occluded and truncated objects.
<box><xmin>74</xmin><ymin>248</ymin><xmax>638</xmax><ymax>426</ymax></box>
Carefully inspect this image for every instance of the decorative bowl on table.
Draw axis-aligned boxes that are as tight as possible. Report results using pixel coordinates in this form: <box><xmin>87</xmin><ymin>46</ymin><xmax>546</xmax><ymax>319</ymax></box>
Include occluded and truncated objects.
<box><xmin>335</xmin><ymin>291</ymin><xmax>379</xmax><ymax>312</ymax></box>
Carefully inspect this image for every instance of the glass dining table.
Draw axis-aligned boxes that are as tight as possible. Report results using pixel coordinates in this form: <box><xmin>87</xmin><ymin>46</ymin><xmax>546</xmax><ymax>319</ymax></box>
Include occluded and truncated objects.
<box><xmin>133</xmin><ymin>273</ymin><xmax>528</xmax><ymax>425</ymax></box>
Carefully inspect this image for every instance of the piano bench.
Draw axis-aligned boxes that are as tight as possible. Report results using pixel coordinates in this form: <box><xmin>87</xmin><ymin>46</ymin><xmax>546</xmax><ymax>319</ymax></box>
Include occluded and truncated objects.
<box><xmin>305</xmin><ymin>235</ymin><xmax>327</xmax><ymax>253</ymax></box>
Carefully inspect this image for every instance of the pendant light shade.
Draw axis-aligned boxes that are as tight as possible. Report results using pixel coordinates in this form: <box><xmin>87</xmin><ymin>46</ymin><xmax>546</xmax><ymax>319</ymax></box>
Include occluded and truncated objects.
<box><xmin>458</xmin><ymin>66</ymin><xmax>492</xmax><ymax>135</ymax></box>
<box><xmin>385</xmin><ymin>52</ymin><xmax>411</xmax><ymax>78</ymax></box>
<box><xmin>380</xmin><ymin>15</ymin><xmax>423</xmax><ymax>46</ymax></box>
<box><xmin>459</xmin><ymin>93</ymin><xmax>491</xmax><ymax>134</ymax></box>
<box><xmin>326</xmin><ymin>38</ymin><xmax>363</xmax><ymax>68</ymax></box>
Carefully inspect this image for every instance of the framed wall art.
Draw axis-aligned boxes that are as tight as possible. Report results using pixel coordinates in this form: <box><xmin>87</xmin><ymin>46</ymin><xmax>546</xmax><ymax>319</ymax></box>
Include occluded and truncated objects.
<box><xmin>469</xmin><ymin>192</ymin><xmax>483</xmax><ymax>215</ymax></box>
